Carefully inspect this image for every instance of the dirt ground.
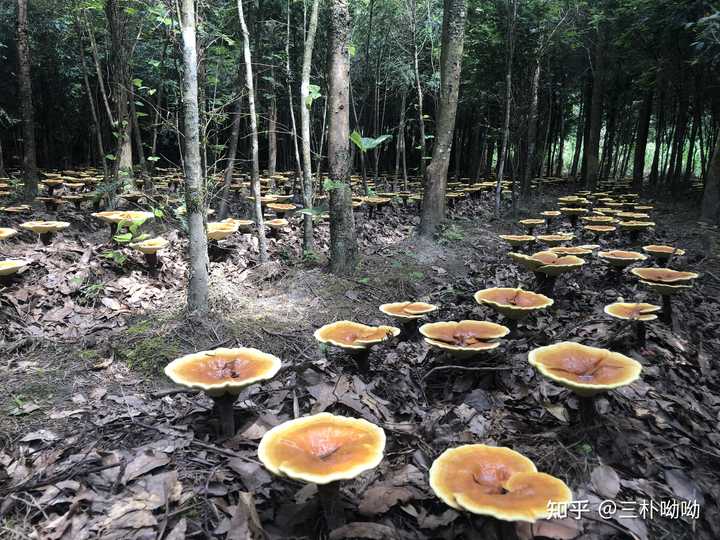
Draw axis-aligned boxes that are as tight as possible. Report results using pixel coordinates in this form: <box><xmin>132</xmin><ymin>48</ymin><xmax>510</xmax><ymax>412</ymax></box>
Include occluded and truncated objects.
<box><xmin>1</xmin><ymin>185</ymin><xmax>719</xmax><ymax>539</ymax></box>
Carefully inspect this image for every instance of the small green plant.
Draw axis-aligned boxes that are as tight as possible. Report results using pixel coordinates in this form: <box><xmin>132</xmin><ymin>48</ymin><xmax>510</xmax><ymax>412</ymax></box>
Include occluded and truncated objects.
<box><xmin>113</xmin><ymin>216</ymin><xmax>150</xmax><ymax>244</ymax></box>
<box><xmin>408</xmin><ymin>271</ymin><xmax>424</xmax><ymax>281</ymax></box>
<box><xmin>302</xmin><ymin>249</ymin><xmax>321</xmax><ymax>264</ymax></box>
<box><xmin>101</xmin><ymin>249</ymin><xmax>128</xmax><ymax>267</ymax></box>
<box><xmin>357</xmin><ymin>277</ymin><xmax>370</xmax><ymax>285</ymax></box>
<box><xmin>119</xmin><ymin>336</ymin><xmax>179</xmax><ymax>376</ymax></box>
<box><xmin>440</xmin><ymin>225</ymin><xmax>465</xmax><ymax>243</ymax></box>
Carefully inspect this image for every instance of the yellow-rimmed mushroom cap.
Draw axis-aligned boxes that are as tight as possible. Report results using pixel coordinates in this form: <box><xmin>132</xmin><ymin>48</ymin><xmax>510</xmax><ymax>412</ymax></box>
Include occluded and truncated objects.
<box><xmin>518</xmin><ymin>219</ymin><xmax>545</xmax><ymax>228</ymax></box>
<box><xmin>258</xmin><ymin>412</ymin><xmax>385</xmax><ymax>485</ymax></box>
<box><xmin>1</xmin><ymin>205</ymin><xmax>32</xmax><ymax>214</ymax></box>
<box><xmin>429</xmin><ymin>444</ymin><xmax>572</xmax><ymax>522</ymax></box>
<box><xmin>92</xmin><ymin>210</ymin><xmax>154</xmax><ymax>224</ymax></box>
<box><xmin>0</xmin><ymin>259</ymin><xmax>30</xmax><ymax>276</ymax></box>
<box><xmin>132</xmin><ymin>237</ymin><xmax>169</xmax><ymax>254</ymax></box>
<box><xmin>630</xmin><ymin>267</ymin><xmax>698</xmax><ymax>285</ymax></box>
<box><xmin>534</xmin><ymin>253</ymin><xmax>585</xmax><ymax>276</ymax></box>
<box><xmin>474</xmin><ymin>287</ymin><xmax>553</xmax><ymax>320</ymax></box>
<box><xmin>549</xmin><ymin>246</ymin><xmax>594</xmax><ymax>257</ymax></box>
<box><xmin>584</xmin><ymin>225</ymin><xmax>616</xmax><ymax>234</ymax></box>
<box><xmin>509</xmin><ymin>252</ymin><xmax>545</xmax><ymax>271</ymax></box>
<box><xmin>207</xmin><ymin>221</ymin><xmax>239</xmax><ymax>241</ymax></box>
<box><xmin>535</xmin><ymin>234</ymin><xmax>573</xmax><ymax>246</ymax></box>
<box><xmin>164</xmin><ymin>347</ymin><xmax>281</xmax><ymax>397</ymax></box>
<box><xmin>498</xmin><ymin>234</ymin><xmax>535</xmax><ymax>247</ymax></box>
<box><xmin>559</xmin><ymin>207</ymin><xmax>589</xmax><ymax>215</ymax></box>
<box><xmin>267</xmin><ymin>203</ymin><xmax>296</xmax><ymax>213</ymax></box>
<box><xmin>604</xmin><ymin>302</ymin><xmax>660</xmax><ymax>321</ymax></box>
<box><xmin>362</xmin><ymin>196</ymin><xmax>392</xmax><ymax>206</ymax></box>
<box><xmin>541</xmin><ymin>210</ymin><xmax>561</xmax><ymax>218</ymax></box>
<box><xmin>314</xmin><ymin>321</ymin><xmax>400</xmax><ymax>350</ymax></box>
<box><xmin>618</xmin><ymin>220</ymin><xmax>655</xmax><ymax>230</ymax></box>
<box><xmin>581</xmin><ymin>215</ymin><xmax>616</xmax><ymax>224</ymax></box>
<box><xmin>379</xmin><ymin>301</ymin><xmax>438</xmax><ymax>320</ymax></box>
<box><xmin>528</xmin><ymin>342</ymin><xmax>642</xmax><ymax>397</ymax></box>
<box><xmin>597</xmin><ymin>250</ymin><xmax>647</xmax><ymax>268</ymax></box>
<box><xmin>222</xmin><ymin>218</ymin><xmax>254</xmax><ymax>232</ymax></box>
<box><xmin>0</xmin><ymin>228</ymin><xmax>18</xmax><ymax>240</ymax></box>
<box><xmin>266</xmin><ymin>218</ymin><xmax>289</xmax><ymax>230</ymax></box>
<box><xmin>642</xmin><ymin>245</ymin><xmax>685</xmax><ymax>259</ymax></box>
<box><xmin>419</xmin><ymin>320</ymin><xmax>509</xmax><ymax>358</ymax></box>
<box><xmin>20</xmin><ymin>221</ymin><xmax>70</xmax><ymax>234</ymax></box>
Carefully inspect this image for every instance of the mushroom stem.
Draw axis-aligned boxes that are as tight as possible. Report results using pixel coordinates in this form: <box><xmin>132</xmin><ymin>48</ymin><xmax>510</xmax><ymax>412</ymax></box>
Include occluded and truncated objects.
<box><xmin>505</xmin><ymin>318</ymin><xmax>519</xmax><ymax>335</ymax></box>
<box><xmin>629</xmin><ymin>230</ymin><xmax>640</xmax><ymax>244</ymax></box>
<box><xmin>635</xmin><ymin>321</ymin><xmax>646</xmax><ymax>347</ymax></box>
<box><xmin>108</xmin><ymin>223</ymin><xmax>118</xmax><ymax>241</ymax></box>
<box><xmin>317</xmin><ymin>482</ymin><xmax>344</xmax><ymax>532</ymax></box>
<box><xmin>661</xmin><ymin>295</ymin><xmax>672</xmax><ymax>325</ymax></box>
<box><xmin>400</xmin><ymin>320</ymin><xmax>420</xmax><ymax>341</ymax></box>
<box><xmin>578</xmin><ymin>395</ymin><xmax>596</xmax><ymax>426</ymax></box>
<box><xmin>143</xmin><ymin>252</ymin><xmax>159</xmax><ymax>271</ymax></box>
<box><xmin>212</xmin><ymin>394</ymin><xmax>238</xmax><ymax>438</ymax></box>
<box><xmin>351</xmin><ymin>348</ymin><xmax>371</xmax><ymax>373</ymax></box>
<box><xmin>39</xmin><ymin>232</ymin><xmax>54</xmax><ymax>246</ymax></box>
<box><xmin>367</xmin><ymin>205</ymin><xmax>375</xmax><ymax>220</ymax></box>
<box><xmin>569</xmin><ymin>215</ymin><xmax>578</xmax><ymax>228</ymax></box>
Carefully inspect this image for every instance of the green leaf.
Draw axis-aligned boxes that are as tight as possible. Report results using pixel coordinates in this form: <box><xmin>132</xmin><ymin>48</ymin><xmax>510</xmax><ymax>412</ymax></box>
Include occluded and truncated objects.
<box><xmin>105</xmin><ymin>154</ymin><xmax>117</xmax><ymax>161</ymax></box>
<box><xmin>132</xmin><ymin>78</ymin><xmax>143</xmax><ymax>88</ymax></box>
<box><xmin>113</xmin><ymin>232</ymin><xmax>133</xmax><ymax>243</ymax></box>
<box><xmin>147</xmin><ymin>155</ymin><xmax>160</xmax><ymax>162</ymax></box>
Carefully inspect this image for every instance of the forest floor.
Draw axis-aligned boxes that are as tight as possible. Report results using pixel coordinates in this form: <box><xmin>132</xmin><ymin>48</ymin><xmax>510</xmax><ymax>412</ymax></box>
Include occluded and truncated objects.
<box><xmin>1</xmin><ymin>184</ymin><xmax>719</xmax><ymax>540</ymax></box>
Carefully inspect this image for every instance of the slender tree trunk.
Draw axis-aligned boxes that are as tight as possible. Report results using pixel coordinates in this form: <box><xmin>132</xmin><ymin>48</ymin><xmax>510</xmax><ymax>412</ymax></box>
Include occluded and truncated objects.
<box><xmin>649</xmin><ymin>84</ymin><xmax>665</xmax><ymax>185</ymax></box>
<box><xmin>267</xmin><ymin>90</ymin><xmax>277</xmax><ymax>176</ymax></box>
<box><xmin>409</xmin><ymin>0</ymin><xmax>426</xmax><ymax>178</ymax></box>
<box><xmin>17</xmin><ymin>0</ymin><xmax>38</xmax><ymax>200</ymax></box>
<box><xmin>150</xmin><ymin>40</ymin><xmax>168</xmax><ymax>171</ymax></box>
<box><xmin>584</xmin><ymin>35</ymin><xmax>605</xmax><ymax>190</ymax></box>
<box><xmin>701</xmin><ymin>131</ymin><xmax>720</xmax><ymax>225</ymax></box>
<box><xmin>570</xmin><ymin>103</ymin><xmax>583</xmax><ymax>178</ymax></box>
<box><xmin>395</xmin><ymin>91</ymin><xmax>407</xmax><ymax>188</ymax></box>
<box><xmin>494</xmin><ymin>0</ymin><xmax>517</xmax><ymax>216</ymax></box>
<box><xmin>300</xmin><ymin>0</ymin><xmax>320</xmax><ymax>253</ymax></box>
<box><xmin>632</xmin><ymin>88</ymin><xmax>653</xmax><ymax>191</ymax></box>
<box><xmin>684</xmin><ymin>96</ymin><xmax>701</xmax><ymax>181</ymax></box>
<box><xmin>419</xmin><ymin>0</ymin><xmax>467</xmax><ymax>236</ymax></box>
<box><xmin>521</xmin><ymin>56</ymin><xmax>540</xmax><ymax>202</ymax></box>
<box><xmin>286</xmin><ymin>0</ymin><xmax>303</xmax><ymax>183</ymax></box>
<box><xmin>181</xmin><ymin>0</ymin><xmax>209</xmax><ymax>315</ymax></box>
<box><xmin>129</xmin><ymin>87</ymin><xmax>149</xmax><ymax>182</ymax></box>
<box><xmin>218</xmin><ymin>94</ymin><xmax>242</xmax><ymax>219</ymax></box>
<box><xmin>77</xmin><ymin>25</ymin><xmax>108</xmax><ymax>179</ymax></box>
<box><xmin>0</xmin><ymin>139</ymin><xmax>6</xmax><ymax>178</ymax></box>
<box><xmin>238</xmin><ymin>0</ymin><xmax>268</xmax><ymax>263</ymax></box>
<box><xmin>327</xmin><ymin>0</ymin><xmax>357</xmax><ymax>275</ymax></box>
<box><xmin>85</xmin><ymin>12</ymin><xmax>115</xmax><ymax>128</ymax></box>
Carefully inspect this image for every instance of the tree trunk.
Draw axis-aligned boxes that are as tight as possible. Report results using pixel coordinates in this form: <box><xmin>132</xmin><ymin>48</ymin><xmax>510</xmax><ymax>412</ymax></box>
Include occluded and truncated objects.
<box><xmin>300</xmin><ymin>0</ymin><xmax>320</xmax><ymax>253</ymax></box>
<box><xmin>327</xmin><ymin>0</ymin><xmax>357</xmax><ymax>275</ymax></box>
<box><xmin>218</xmin><ymin>94</ymin><xmax>242</xmax><ymax>219</ymax></box>
<box><xmin>0</xmin><ymin>139</ymin><xmax>6</xmax><ymax>178</ymax></box>
<box><xmin>395</xmin><ymin>91</ymin><xmax>407</xmax><ymax>188</ymax></box>
<box><xmin>649</xmin><ymin>83</ymin><xmax>665</xmax><ymax>185</ymax></box>
<box><xmin>494</xmin><ymin>0</ymin><xmax>517</xmax><ymax>216</ymax></box>
<box><xmin>583</xmin><ymin>34</ymin><xmax>605</xmax><ymax>190</ymax></box>
<box><xmin>267</xmin><ymin>90</ymin><xmax>277</xmax><ymax>176</ymax></box>
<box><xmin>16</xmin><ymin>0</ymin><xmax>38</xmax><ymax>200</ymax></box>
<box><xmin>701</xmin><ymin>131</ymin><xmax>720</xmax><ymax>225</ymax></box>
<box><xmin>181</xmin><ymin>0</ymin><xmax>209</xmax><ymax>315</ymax></box>
<box><xmin>129</xmin><ymin>87</ymin><xmax>149</xmax><ymax>182</ymax></box>
<box><xmin>238</xmin><ymin>0</ymin><xmax>268</xmax><ymax>263</ymax></box>
<box><xmin>286</xmin><ymin>0</ymin><xmax>303</xmax><ymax>184</ymax></box>
<box><xmin>410</xmin><ymin>0</ymin><xmax>426</xmax><ymax>178</ymax></box>
<box><xmin>521</xmin><ymin>57</ymin><xmax>540</xmax><ymax>202</ymax></box>
<box><xmin>632</xmin><ymin>88</ymin><xmax>653</xmax><ymax>191</ymax></box>
<box><xmin>419</xmin><ymin>0</ymin><xmax>467</xmax><ymax>236</ymax></box>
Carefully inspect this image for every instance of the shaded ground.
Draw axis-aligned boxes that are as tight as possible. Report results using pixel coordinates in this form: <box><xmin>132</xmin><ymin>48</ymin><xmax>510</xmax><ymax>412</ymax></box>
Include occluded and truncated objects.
<box><xmin>1</xmin><ymin>184</ymin><xmax>719</xmax><ymax>539</ymax></box>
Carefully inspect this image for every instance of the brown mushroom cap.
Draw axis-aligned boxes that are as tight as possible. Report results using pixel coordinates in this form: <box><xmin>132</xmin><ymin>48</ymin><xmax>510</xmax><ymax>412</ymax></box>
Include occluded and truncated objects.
<box><xmin>0</xmin><ymin>227</ymin><xmax>18</xmax><ymax>241</ymax></box>
<box><xmin>266</xmin><ymin>218</ymin><xmax>289</xmax><ymax>229</ymax></box>
<box><xmin>642</xmin><ymin>244</ymin><xmax>685</xmax><ymax>258</ymax></box>
<box><xmin>314</xmin><ymin>321</ymin><xmax>400</xmax><ymax>350</ymax></box>
<box><xmin>222</xmin><ymin>218</ymin><xmax>254</xmax><ymax>232</ymax></box>
<box><xmin>541</xmin><ymin>210</ymin><xmax>562</xmax><ymax>218</ymax></box>
<box><xmin>583</xmin><ymin>225</ymin><xmax>616</xmax><ymax>234</ymax></box>
<box><xmin>535</xmin><ymin>234</ymin><xmax>573</xmax><ymax>246</ymax></box>
<box><xmin>0</xmin><ymin>259</ymin><xmax>30</xmax><ymax>277</ymax></box>
<box><xmin>379</xmin><ymin>301</ymin><xmax>438</xmax><ymax>320</ymax></box>
<box><xmin>532</xmin><ymin>252</ymin><xmax>585</xmax><ymax>276</ymax></box>
<box><xmin>604</xmin><ymin>302</ymin><xmax>660</xmax><ymax>321</ymax></box>
<box><xmin>419</xmin><ymin>320</ymin><xmax>509</xmax><ymax>356</ymax></box>
<box><xmin>20</xmin><ymin>221</ymin><xmax>70</xmax><ymax>234</ymax></box>
<box><xmin>164</xmin><ymin>347</ymin><xmax>281</xmax><ymax>397</ymax></box>
<box><xmin>207</xmin><ymin>221</ymin><xmax>239</xmax><ymax>241</ymax></box>
<box><xmin>528</xmin><ymin>342</ymin><xmax>642</xmax><ymax>396</ymax></box>
<box><xmin>362</xmin><ymin>196</ymin><xmax>392</xmax><ymax>206</ymax></box>
<box><xmin>258</xmin><ymin>412</ymin><xmax>386</xmax><ymax>484</ymax></box>
<box><xmin>518</xmin><ymin>219</ymin><xmax>545</xmax><ymax>227</ymax></box>
<box><xmin>498</xmin><ymin>234</ymin><xmax>535</xmax><ymax>247</ymax></box>
<box><xmin>267</xmin><ymin>203</ymin><xmax>297</xmax><ymax>213</ymax></box>
<box><xmin>618</xmin><ymin>220</ymin><xmax>655</xmax><ymax>230</ymax></box>
<box><xmin>630</xmin><ymin>267</ymin><xmax>699</xmax><ymax>284</ymax></box>
<box><xmin>581</xmin><ymin>215</ymin><xmax>616</xmax><ymax>224</ymax></box>
<box><xmin>597</xmin><ymin>250</ymin><xmax>648</xmax><ymax>267</ymax></box>
<box><xmin>549</xmin><ymin>246</ymin><xmax>594</xmax><ymax>257</ymax></box>
<box><xmin>559</xmin><ymin>207</ymin><xmax>589</xmax><ymax>215</ymax></box>
<box><xmin>132</xmin><ymin>237</ymin><xmax>169</xmax><ymax>254</ymax></box>
<box><xmin>429</xmin><ymin>444</ymin><xmax>572</xmax><ymax>522</ymax></box>
<box><xmin>474</xmin><ymin>288</ymin><xmax>553</xmax><ymax>320</ymax></box>
<box><xmin>92</xmin><ymin>210</ymin><xmax>154</xmax><ymax>224</ymax></box>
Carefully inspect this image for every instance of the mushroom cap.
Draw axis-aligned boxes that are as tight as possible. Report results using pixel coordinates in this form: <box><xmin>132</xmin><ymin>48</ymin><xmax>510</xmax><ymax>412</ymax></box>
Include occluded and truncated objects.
<box><xmin>581</xmin><ymin>215</ymin><xmax>616</xmax><ymax>224</ymax></box>
<box><xmin>258</xmin><ymin>412</ymin><xmax>386</xmax><ymax>485</ymax></box>
<box><xmin>266</xmin><ymin>218</ymin><xmax>289</xmax><ymax>229</ymax></box>
<box><xmin>630</xmin><ymin>267</ymin><xmax>698</xmax><ymax>284</ymax></box>
<box><xmin>618</xmin><ymin>220</ymin><xmax>655</xmax><ymax>230</ymax></box>
<box><xmin>419</xmin><ymin>320</ymin><xmax>509</xmax><ymax>357</ymax></box>
<box><xmin>597</xmin><ymin>250</ymin><xmax>648</xmax><ymax>267</ymax></box>
<box><xmin>429</xmin><ymin>444</ymin><xmax>572</xmax><ymax>522</ymax></box>
<box><xmin>509</xmin><ymin>252</ymin><xmax>545</xmax><ymax>271</ymax></box>
<box><xmin>207</xmin><ymin>221</ymin><xmax>239</xmax><ymax>241</ymax></box>
<box><xmin>164</xmin><ymin>347</ymin><xmax>281</xmax><ymax>397</ymax></box>
<box><xmin>474</xmin><ymin>287</ymin><xmax>553</xmax><ymax>320</ymax></box>
<box><xmin>379</xmin><ymin>301</ymin><xmax>438</xmax><ymax>320</ymax></box>
<box><xmin>642</xmin><ymin>244</ymin><xmax>685</xmax><ymax>258</ymax></box>
<box><xmin>541</xmin><ymin>210</ymin><xmax>562</xmax><ymax>217</ymax></box>
<box><xmin>559</xmin><ymin>207</ymin><xmax>589</xmax><ymax>215</ymax></box>
<box><xmin>498</xmin><ymin>234</ymin><xmax>535</xmax><ymax>246</ymax></box>
<box><xmin>535</xmin><ymin>234</ymin><xmax>573</xmax><ymax>246</ymax></box>
<box><xmin>637</xmin><ymin>279</ymin><xmax>692</xmax><ymax>295</ymax></box>
<box><xmin>92</xmin><ymin>210</ymin><xmax>154</xmax><ymax>224</ymax></box>
<box><xmin>534</xmin><ymin>253</ymin><xmax>585</xmax><ymax>276</ymax></box>
<box><xmin>132</xmin><ymin>237</ymin><xmax>169</xmax><ymax>254</ymax></box>
<box><xmin>20</xmin><ymin>221</ymin><xmax>70</xmax><ymax>234</ymax></box>
<box><xmin>604</xmin><ymin>302</ymin><xmax>661</xmax><ymax>321</ymax></box>
<box><xmin>0</xmin><ymin>259</ymin><xmax>30</xmax><ymax>276</ymax></box>
<box><xmin>0</xmin><ymin>227</ymin><xmax>18</xmax><ymax>240</ymax></box>
<box><xmin>314</xmin><ymin>321</ymin><xmax>400</xmax><ymax>350</ymax></box>
<box><xmin>528</xmin><ymin>341</ymin><xmax>642</xmax><ymax>396</ymax></box>
<box><xmin>222</xmin><ymin>218</ymin><xmax>254</xmax><ymax>232</ymax></box>
<box><xmin>549</xmin><ymin>246</ymin><xmax>594</xmax><ymax>257</ymax></box>
<box><xmin>583</xmin><ymin>225</ymin><xmax>616</xmax><ymax>234</ymax></box>
<box><xmin>267</xmin><ymin>203</ymin><xmax>296</xmax><ymax>212</ymax></box>
<box><xmin>518</xmin><ymin>219</ymin><xmax>545</xmax><ymax>227</ymax></box>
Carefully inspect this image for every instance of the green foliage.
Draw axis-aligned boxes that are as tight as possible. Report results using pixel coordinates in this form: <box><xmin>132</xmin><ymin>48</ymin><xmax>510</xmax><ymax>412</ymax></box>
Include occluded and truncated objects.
<box><xmin>440</xmin><ymin>225</ymin><xmax>465</xmax><ymax>243</ymax></box>
<box><xmin>101</xmin><ymin>250</ymin><xmax>128</xmax><ymax>267</ymax></box>
<box><xmin>350</xmin><ymin>131</ymin><xmax>392</xmax><ymax>153</ymax></box>
<box><xmin>323</xmin><ymin>178</ymin><xmax>345</xmax><ymax>192</ymax></box>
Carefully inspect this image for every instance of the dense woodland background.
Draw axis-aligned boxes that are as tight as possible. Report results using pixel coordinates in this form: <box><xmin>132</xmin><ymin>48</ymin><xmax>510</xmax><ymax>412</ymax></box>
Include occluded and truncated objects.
<box><xmin>0</xmin><ymin>0</ymin><xmax>719</xmax><ymax>217</ymax></box>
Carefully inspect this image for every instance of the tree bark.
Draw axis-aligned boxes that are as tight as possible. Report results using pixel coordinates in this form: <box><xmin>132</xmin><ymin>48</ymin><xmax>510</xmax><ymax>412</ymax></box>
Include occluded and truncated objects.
<box><xmin>238</xmin><ymin>0</ymin><xmax>268</xmax><ymax>263</ymax></box>
<box><xmin>286</xmin><ymin>0</ymin><xmax>303</xmax><ymax>184</ymax></box>
<box><xmin>16</xmin><ymin>0</ymin><xmax>38</xmax><ymax>200</ymax></box>
<box><xmin>218</xmin><ymin>93</ymin><xmax>242</xmax><ymax>219</ymax></box>
<box><xmin>267</xmin><ymin>89</ymin><xmax>277</xmax><ymax>176</ymax></box>
<box><xmin>409</xmin><ymin>0</ymin><xmax>427</xmax><ymax>178</ymax></box>
<box><xmin>583</xmin><ymin>34</ymin><xmax>605</xmax><ymax>190</ymax></box>
<box><xmin>521</xmin><ymin>57</ymin><xmax>540</xmax><ymax>202</ymax></box>
<box><xmin>300</xmin><ymin>0</ymin><xmax>320</xmax><ymax>253</ymax></box>
<box><xmin>327</xmin><ymin>0</ymin><xmax>357</xmax><ymax>275</ymax></box>
<box><xmin>493</xmin><ymin>0</ymin><xmax>517</xmax><ymax>216</ymax></box>
<box><xmin>701</xmin><ymin>131</ymin><xmax>720</xmax><ymax>225</ymax></box>
<box><xmin>419</xmin><ymin>0</ymin><xmax>467</xmax><ymax>236</ymax></box>
<box><xmin>129</xmin><ymin>87</ymin><xmax>149</xmax><ymax>183</ymax></box>
<box><xmin>181</xmin><ymin>0</ymin><xmax>209</xmax><ymax>315</ymax></box>
<box><xmin>632</xmin><ymin>88</ymin><xmax>653</xmax><ymax>191</ymax></box>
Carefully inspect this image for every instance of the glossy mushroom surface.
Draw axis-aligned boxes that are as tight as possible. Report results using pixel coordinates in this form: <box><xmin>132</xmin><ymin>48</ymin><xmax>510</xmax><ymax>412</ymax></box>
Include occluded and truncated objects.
<box><xmin>630</xmin><ymin>267</ymin><xmax>698</xmax><ymax>284</ymax></box>
<box><xmin>314</xmin><ymin>321</ymin><xmax>400</xmax><ymax>350</ymax></box>
<box><xmin>604</xmin><ymin>302</ymin><xmax>660</xmax><ymax>321</ymax></box>
<box><xmin>528</xmin><ymin>342</ymin><xmax>642</xmax><ymax>396</ymax></box>
<box><xmin>420</xmin><ymin>320</ymin><xmax>509</xmax><ymax>356</ymax></box>
<box><xmin>379</xmin><ymin>301</ymin><xmax>438</xmax><ymax>320</ymax></box>
<box><xmin>597</xmin><ymin>250</ymin><xmax>647</xmax><ymax>267</ymax></box>
<box><xmin>474</xmin><ymin>287</ymin><xmax>553</xmax><ymax>320</ymax></box>
<box><xmin>258</xmin><ymin>413</ymin><xmax>386</xmax><ymax>484</ymax></box>
<box><xmin>0</xmin><ymin>259</ymin><xmax>30</xmax><ymax>277</ymax></box>
<box><xmin>0</xmin><ymin>227</ymin><xmax>18</xmax><ymax>240</ymax></box>
<box><xmin>429</xmin><ymin>444</ymin><xmax>572</xmax><ymax>522</ymax></box>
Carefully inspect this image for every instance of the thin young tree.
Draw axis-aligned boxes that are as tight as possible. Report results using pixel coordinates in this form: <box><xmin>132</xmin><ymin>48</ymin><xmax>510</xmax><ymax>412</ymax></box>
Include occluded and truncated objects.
<box><xmin>494</xmin><ymin>0</ymin><xmax>518</xmax><ymax>216</ymax></box>
<box><xmin>327</xmin><ymin>0</ymin><xmax>357</xmax><ymax>275</ymax></box>
<box><xmin>16</xmin><ymin>0</ymin><xmax>38</xmax><ymax>200</ymax></box>
<box><xmin>181</xmin><ymin>0</ymin><xmax>209</xmax><ymax>315</ymax></box>
<box><xmin>701</xmin><ymin>132</ymin><xmax>720</xmax><ymax>226</ymax></box>
<box><xmin>419</xmin><ymin>0</ymin><xmax>467</xmax><ymax>237</ymax></box>
<box><xmin>238</xmin><ymin>0</ymin><xmax>268</xmax><ymax>263</ymax></box>
<box><xmin>299</xmin><ymin>0</ymin><xmax>320</xmax><ymax>253</ymax></box>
